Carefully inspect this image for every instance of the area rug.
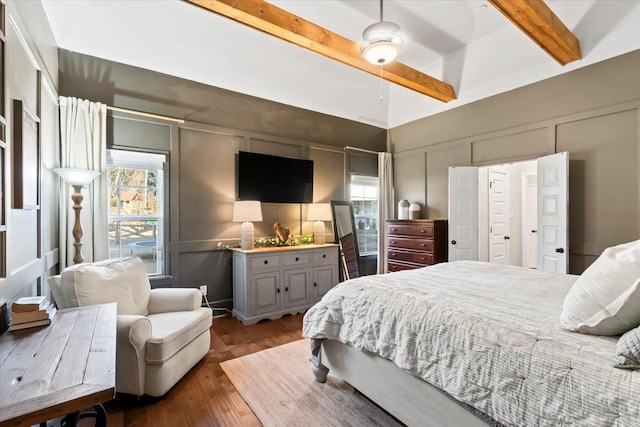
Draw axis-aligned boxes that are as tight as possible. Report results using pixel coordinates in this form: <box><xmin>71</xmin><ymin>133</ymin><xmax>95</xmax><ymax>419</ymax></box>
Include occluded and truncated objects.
<box><xmin>220</xmin><ymin>339</ymin><xmax>402</xmax><ymax>427</ymax></box>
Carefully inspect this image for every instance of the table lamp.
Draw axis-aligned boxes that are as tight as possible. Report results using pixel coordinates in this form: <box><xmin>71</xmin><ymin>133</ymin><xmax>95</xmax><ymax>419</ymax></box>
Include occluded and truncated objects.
<box><xmin>54</xmin><ymin>168</ymin><xmax>101</xmax><ymax>264</ymax></box>
<box><xmin>233</xmin><ymin>201</ymin><xmax>263</xmax><ymax>250</ymax></box>
<box><xmin>307</xmin><ymin>203</ymin><xmax>332</xmax><ymax>244</ymax></box>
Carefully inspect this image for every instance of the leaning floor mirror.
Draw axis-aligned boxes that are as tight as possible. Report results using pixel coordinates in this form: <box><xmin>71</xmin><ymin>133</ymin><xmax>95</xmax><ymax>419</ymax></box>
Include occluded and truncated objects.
<box><xmin>330</xmin><ymin>201</ymin><xmax>361</xmax><ymax>280</ymax></box>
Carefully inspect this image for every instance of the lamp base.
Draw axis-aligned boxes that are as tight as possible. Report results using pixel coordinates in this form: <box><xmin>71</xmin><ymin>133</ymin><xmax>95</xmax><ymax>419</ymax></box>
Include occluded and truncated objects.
<box><xmin>313</xmin><ymin>220</ymin><xmax>325</xmax><ymax>245</ymax></box>
<box><xmin>240</xmin><ymin>221</ymin><xmax>255</xmax><ymax>250</ymax></box>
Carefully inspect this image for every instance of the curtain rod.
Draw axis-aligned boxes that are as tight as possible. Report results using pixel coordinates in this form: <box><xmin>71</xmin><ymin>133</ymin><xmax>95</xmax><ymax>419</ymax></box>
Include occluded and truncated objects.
<box><xmin>344</xmin><ymin>146</ymin><xmax>379</xmax><ymax>155</ymax></box>
<box><xmin>106</xmin><ymin>106</ymin><xmax>185</xmax><ymax>124</ymax></box>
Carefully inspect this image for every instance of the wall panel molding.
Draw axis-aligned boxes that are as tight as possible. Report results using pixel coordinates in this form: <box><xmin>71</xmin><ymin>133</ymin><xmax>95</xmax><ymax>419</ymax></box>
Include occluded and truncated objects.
<box><xmin>1</xmin><ymin>257</ymin><xmax>44</xmax><ymax>302</ymax></box>
<box><xmin>393</xmin><ymin>99</ymin><xmax>640</xmax><ymax>160</ymax></box>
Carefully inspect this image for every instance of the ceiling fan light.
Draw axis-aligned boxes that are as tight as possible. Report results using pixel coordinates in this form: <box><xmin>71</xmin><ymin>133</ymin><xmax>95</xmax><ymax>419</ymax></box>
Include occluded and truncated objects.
<box><xmin>363</xmin><ymin>41</ymin><xmax>400</xmax><ymax>65</ymax></box>
<box><xmin>362</xmin><ymin>21</ymin><xmax>403</xmax><ymax>65</ymax></box>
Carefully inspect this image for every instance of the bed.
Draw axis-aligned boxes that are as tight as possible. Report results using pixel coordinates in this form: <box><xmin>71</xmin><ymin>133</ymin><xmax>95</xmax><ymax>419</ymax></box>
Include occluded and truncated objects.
<box><xmin>302</xmin><ymin>261</ymin><xmax>640</xmax><ymax>427</ymax></box>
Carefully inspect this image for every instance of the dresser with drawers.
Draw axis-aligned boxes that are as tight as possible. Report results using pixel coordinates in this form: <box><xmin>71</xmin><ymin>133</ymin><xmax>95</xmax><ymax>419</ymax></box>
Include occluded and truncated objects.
<box><xmin>231</xmin><ymin>244</ymin><xmax>339</xmax><ymax>325</ymax></box>
<box><xmin>386</xmin><ymin>220</ymin><xmax>448</xmax><ymax>272</ymax></box>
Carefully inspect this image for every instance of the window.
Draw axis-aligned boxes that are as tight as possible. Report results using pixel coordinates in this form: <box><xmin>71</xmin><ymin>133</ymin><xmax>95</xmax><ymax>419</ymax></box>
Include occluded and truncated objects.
<box><xmin>350</xmin><ymin>174</ymin><xmax>378</xmax><ymax>255</ymax></box>
<box><xmin>107</xmin><ymin>150</ymin><xmax>166</xmax><ymax>276</ymax></box>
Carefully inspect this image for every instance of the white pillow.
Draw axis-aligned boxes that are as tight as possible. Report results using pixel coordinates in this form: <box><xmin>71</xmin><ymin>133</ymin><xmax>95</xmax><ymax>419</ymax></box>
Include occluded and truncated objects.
<box><xmin>560</xmin><ymin>239</ymin><xmax>640</xmax><ymax>335</ymax></box>
<box><xmin>61</xmin><ymin>257</ymin><xmax>151</xmax><ymax>316</ymax></box>
<box><xmin>614</xmin><ymin>326</ymin><xmax>640</xmax><ymax>370</ymax></box>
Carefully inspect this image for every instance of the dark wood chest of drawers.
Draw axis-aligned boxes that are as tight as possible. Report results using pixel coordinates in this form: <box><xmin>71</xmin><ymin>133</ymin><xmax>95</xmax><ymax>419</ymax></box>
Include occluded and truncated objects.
<box><xmin>387</xmin><ymin>220</ymin><xmax>448</xmax><ymax>272</ymax></box>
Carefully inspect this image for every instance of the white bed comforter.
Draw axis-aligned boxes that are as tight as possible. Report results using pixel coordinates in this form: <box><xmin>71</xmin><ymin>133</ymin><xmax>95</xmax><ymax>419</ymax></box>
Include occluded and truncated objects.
<box><xmin>302</xmin><ymin>261</ymin><xmax>640</xmax><ymax>427</ymax></box>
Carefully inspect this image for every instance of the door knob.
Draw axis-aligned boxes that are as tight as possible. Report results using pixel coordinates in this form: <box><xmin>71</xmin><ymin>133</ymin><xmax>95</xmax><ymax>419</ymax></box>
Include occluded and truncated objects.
<box><xmin>451</xmin><ymin>240</ymin><xmax>457</xmax><ymax>245</ymax></box>
<box><xmin>555</xmin><ymin>248</ymin><xmax>564</xmax><ymax>254</ymax></box>
<box><xmin>504</xmin><ymin>236</ymin><xmax>510</xmax><ymax>240</ymax></box>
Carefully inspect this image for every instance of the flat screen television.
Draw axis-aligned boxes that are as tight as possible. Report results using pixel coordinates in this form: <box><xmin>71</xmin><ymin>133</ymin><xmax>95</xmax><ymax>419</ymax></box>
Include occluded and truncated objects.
<box><xmin>237</xmin><ymin>151</ymin><xmax>314</xmax><ymax>203</ymax></box>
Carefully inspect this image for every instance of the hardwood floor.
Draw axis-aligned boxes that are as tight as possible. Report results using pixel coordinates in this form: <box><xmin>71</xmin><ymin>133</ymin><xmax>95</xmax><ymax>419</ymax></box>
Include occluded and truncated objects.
<box><xmin>102</xmin><ymin>313</ymin><xmax>305</xmax><ymax>427</ymax></box>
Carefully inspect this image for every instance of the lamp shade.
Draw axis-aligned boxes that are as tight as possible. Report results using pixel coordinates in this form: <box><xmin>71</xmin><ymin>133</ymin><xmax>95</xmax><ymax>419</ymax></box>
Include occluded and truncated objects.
<box><xmin>307</xmin><ymin>203</ymin><xmax>332</xmax><ymax>221</ymax></box>
<box><xmin>232</xmin><ymin>201</ymin><xmax>262</xmax><ymax>223</ymax></box>
<box><xmin>54</xmin><ymin>168</ymin><xmax>100</xmax><ymax>187</ymax></box>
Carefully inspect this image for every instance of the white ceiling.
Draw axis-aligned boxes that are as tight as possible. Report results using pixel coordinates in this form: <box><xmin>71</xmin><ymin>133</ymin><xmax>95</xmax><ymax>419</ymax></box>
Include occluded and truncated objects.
<box><xmin>41</xmin><ymin>0</ymin><xmax>640</xmax><ymax>129</ymax></box>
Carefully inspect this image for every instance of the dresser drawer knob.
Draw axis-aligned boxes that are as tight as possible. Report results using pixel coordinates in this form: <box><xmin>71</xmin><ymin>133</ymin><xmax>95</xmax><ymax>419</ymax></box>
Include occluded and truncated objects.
<box><xmin>391</xmin><ymin>241</ymin><xmax>396</xmax><ymax>244</ymax></box>
<box><xmin>420</xmin><ymin>229</ymin><xmax>425</xmax><ymax>233</ymax></box>
<box><xmin>264</xmin><ymin>260</ymin><xmax>268</xmax><ymax>265</ymax></box>
<box><xmin>391</xmin><ymin>228</ymin><xmax>397</xmax><ymax>232</ymax></box>
<box><xmin>420</xmin><ymin>243</ymin><xmax>425</xmax><ymax>247</ymax></box>
<box><xmin>322</xmin><ymin>254</ymin><xmax>326</xmax><ymax>258</ymax></box>
<box><xmin>295</xmin><ymin>257</ymin><xmax>299</xmax><ymax>261</ymax></box>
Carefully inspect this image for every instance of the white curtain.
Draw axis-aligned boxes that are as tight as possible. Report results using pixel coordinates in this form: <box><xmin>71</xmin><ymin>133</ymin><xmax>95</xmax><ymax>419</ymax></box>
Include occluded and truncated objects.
<box><xmin>377</xmin><ymin>152</ymin><xmax>394</xmax><ymax>273</ymax></box>
<box><xmin>59</xmin><ymin>97</ymin><xmax>109</xmax><ymax>268</ymax></box>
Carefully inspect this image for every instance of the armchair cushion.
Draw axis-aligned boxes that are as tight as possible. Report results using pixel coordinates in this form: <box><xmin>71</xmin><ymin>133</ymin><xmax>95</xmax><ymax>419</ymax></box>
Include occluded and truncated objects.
<box><xmin>49</xmin><ymin>261</ymin><xmax>108</xmax><ymax>309</ymax></box>
<box><xmin>145</xmin><ymin>308</ymin><xmax>212</xmax><ymax>364</ymax></box>
<box><xmin>148</xmin><ymin>288</ymin><xmax>201</xmax><ymax>314</ymax></box>
<box><xmin>61</xmin><ymin>257</ymin><xmax>151</xmax><ymax>315</ymax></box>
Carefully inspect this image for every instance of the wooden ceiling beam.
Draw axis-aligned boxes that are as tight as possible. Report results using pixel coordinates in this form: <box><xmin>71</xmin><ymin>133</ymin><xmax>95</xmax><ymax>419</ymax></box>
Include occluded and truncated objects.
<box><xmin>184</xmin><ymin>0</ymin><xmax>456</xmax><ymax>102</ymax></box>
<box><xmin>488</xmin><ymin>0</ymin><xmax>581</xmax><ymax>66</ymax></box>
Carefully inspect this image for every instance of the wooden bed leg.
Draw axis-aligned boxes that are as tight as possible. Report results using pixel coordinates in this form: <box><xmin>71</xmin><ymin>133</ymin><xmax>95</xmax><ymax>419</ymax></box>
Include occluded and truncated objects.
<box><xmin>309</xmin><ymin>338</ymin><xmax>329</xmax><ymax>383</ymax></box>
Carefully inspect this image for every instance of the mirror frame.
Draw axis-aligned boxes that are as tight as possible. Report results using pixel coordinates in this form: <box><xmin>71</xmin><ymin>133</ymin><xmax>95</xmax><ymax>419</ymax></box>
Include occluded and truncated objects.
<box><xmin>330</xmin><ymin>200</ymin><xmax>361</xmax><ymax>279</ymax></box>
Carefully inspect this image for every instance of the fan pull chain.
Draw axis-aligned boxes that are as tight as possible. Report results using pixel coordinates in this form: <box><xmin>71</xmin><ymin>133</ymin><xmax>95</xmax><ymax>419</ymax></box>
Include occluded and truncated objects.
<box><xmin>380</xmin><ymin>65</ymin><xmax>384</xmax><ymax>102</ymax></box>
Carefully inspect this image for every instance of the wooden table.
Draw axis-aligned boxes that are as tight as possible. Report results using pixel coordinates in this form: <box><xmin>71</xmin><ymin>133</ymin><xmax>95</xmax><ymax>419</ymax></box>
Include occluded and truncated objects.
<box><xmin>0</xmin><ymin>303</ymin><xmax>117</xmax><ymax>427</ymax></box>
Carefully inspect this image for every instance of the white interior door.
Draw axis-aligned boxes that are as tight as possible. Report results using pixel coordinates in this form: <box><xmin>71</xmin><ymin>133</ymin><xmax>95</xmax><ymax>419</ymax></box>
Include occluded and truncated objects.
<box><xmin>448</xmin><ymin>166</ymin><xmax>478</xmax><ymax>261</ymax></box>
<box><xmin>537</xmin><ymin>152</ymin><xmax>569</xmax><ymax>273</ymax></box>
<box><xmin>522</xmin><ymin>173</ymin><xmax>538</xmax><ymax>268</ymax></box>
<box><xmin>488</xmin><ymin>168</ymin><xmax>509</xmax><ymax>264</ymax></box>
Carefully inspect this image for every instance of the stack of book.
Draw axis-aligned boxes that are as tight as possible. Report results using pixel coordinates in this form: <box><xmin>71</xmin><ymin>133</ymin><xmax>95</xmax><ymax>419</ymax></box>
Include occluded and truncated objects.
<box><xmin>8</xmin><ymin>296</ymin><xmax>57</xmax><ymax>332</ymax></box>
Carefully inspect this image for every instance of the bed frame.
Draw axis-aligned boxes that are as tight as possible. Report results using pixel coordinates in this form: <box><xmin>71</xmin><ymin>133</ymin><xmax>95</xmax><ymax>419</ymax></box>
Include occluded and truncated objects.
<box><xmin>311</xmin><ymin>339</ymin><xmax>492</xmax><ymax>427</ymax></box>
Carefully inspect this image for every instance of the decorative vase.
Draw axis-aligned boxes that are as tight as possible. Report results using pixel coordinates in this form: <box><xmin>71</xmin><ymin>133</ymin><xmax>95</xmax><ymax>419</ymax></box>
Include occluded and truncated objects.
<box><xmin>398</xmin><ymin>200</ymin><xmax>409</xmax><ymax>220</ymax></box>
<box><xmin>409</xmin><ymin>203</ymin><xmax>420</xmax><ymax>220</ymax></box>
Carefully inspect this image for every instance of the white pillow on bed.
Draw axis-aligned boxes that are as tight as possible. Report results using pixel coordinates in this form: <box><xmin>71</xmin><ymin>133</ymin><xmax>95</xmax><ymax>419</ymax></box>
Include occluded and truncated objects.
<box><xmin>560</xmin><ymin>239</ymin><xmax>640</xmax><ymax>336</ymax></box>
<box><xmin>615</xmin><ymin>326</ymin><xmax>640</xmax><ymax>370</ymax></box>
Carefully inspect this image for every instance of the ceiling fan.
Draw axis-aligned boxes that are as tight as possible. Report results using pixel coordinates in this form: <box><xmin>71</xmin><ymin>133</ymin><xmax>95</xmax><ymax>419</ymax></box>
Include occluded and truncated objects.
<box><xmin>184</xmin><ymin>0</ymin><xmax>580</xmax><ymax>103</ymax></box>
<box><xmin>361</xmin><ymin>0</ymin><xmax>403</xmax><ymax>66</ymax></box>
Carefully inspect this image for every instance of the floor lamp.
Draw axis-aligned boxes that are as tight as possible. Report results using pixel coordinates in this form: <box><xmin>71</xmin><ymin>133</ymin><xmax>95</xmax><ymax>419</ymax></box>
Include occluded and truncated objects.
<box><xmin>54</xmin><ymin>168</ymin><xmax>100</xmax><ymax>264</ymax></box>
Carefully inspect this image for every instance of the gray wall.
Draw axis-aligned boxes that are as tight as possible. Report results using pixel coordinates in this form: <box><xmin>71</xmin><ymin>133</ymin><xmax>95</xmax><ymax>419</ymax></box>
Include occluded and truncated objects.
<box><xmin>391</xmin><ymin>49</ymin><xmax>640</xmax><ymax>274</ymax></box>
<box><xmin>60</xmin><ymin>52</ymin><xmax>386</xmax><ymax>309</ymax></box>
<box><xmin>0</xmin><ymin>1</ymin><xmax>60</xmax><ymax>316</ymax></box>
<box><xmin>59</xmin><ymin>51</ymin><xmax>387</xmax><ymax>150</ymax></box>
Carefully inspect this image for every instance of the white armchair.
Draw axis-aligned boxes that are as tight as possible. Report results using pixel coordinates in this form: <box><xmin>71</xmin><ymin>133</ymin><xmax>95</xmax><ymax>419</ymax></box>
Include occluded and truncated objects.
<box><xmin>49</xmin><ymin>257</ymin><xmax>212</xmax><ymax>397</ymax></box>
